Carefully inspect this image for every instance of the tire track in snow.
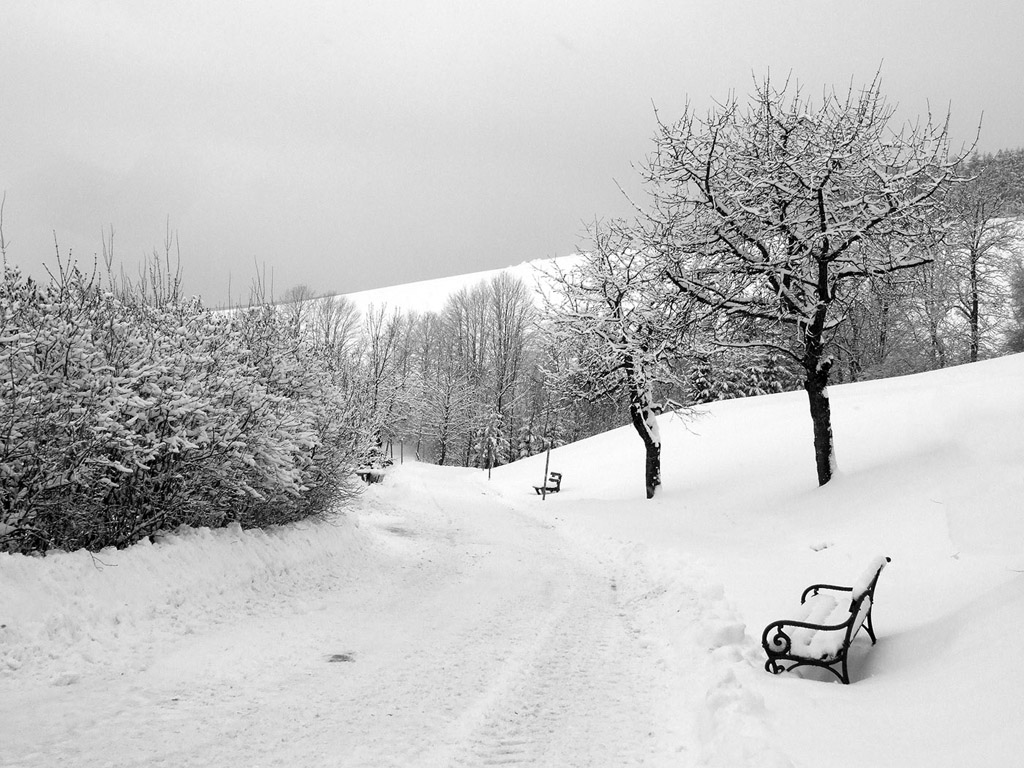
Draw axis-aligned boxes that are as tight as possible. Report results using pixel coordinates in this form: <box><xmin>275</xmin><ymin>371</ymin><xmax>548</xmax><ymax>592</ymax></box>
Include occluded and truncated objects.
<box><xmin>351</xmin><ymin>466</ymin><xmax>688</xmax><ymax>766</ymax></box>
<box><xmin>439</xmin><ymin>560</ymin><xmax>686</xmax><ymax>766</ymax></box>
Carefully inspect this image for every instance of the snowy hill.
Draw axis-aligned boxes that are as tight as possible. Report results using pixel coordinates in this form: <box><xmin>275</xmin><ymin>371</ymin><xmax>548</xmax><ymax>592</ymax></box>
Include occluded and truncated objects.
<box><xmin>341</xmin><ymin>257</ymin><xmax>563</xmax><ymax>314</ymax></box>
<box><xmin>488</xmin><ymin>352</ymin><xmax>1024</xmax><ymax>766</ymax></box>
<box><xmin>2</xmin><ymin>353</ymin><xmax>1023</xmax><ymax>766</ymax></box>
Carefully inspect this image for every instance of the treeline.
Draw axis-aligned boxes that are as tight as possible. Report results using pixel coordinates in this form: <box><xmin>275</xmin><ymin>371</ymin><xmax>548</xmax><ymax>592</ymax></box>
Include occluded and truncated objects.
<box><xmin>279</xmin><ymin>273</ymin><xmax>624</xmax><ymax>471</ymax></box>
<box><xmin>829</xmin><ymin>148</ymin><xmax>1024</xmax><ymax>378</ymax></box>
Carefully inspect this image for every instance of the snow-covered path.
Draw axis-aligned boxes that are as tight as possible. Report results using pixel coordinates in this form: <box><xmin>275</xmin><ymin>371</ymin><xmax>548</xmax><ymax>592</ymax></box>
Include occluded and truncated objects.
<box><xmin>2</xmin><ymin>464</ymin><xmax>686</xmax><ymax>767</ymax></box>
<box><xmin>7</xmin><ymin>355</ymin><xmax>1024</xmax><ymax>768</ymax></box>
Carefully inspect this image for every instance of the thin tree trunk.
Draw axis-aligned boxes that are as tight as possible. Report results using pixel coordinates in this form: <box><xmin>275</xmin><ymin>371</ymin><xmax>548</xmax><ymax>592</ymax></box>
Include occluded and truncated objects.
<box><xmin>930</xmin><ymin>324</ymin><xmax>947</xmax><ymax>369</ymax></box>
<box><xmin>969</xmin><ymin>250</ymin><xmax>980</xmax><ymax>362</ymax></box>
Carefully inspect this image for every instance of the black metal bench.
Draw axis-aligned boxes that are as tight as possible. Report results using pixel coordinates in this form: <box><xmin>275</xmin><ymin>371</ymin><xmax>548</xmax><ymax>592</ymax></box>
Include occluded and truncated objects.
<box><xmin>534</xmin><ymin>471</ymin><xmax>562</xmax><ymax>495</ymax></box>
<box><xmin>761</xmin><ymin>556</ymin><xmax>890</xmax><ymax>684</ymax></box>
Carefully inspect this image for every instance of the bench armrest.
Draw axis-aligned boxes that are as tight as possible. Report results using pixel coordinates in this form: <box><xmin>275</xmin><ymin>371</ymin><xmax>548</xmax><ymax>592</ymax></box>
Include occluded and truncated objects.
<box><xmin>761</xmin><ymin>617</ymin><xmax>851</xmax><ymax>655</ymax></box>
<box><xmin>800</xmin><ymin>583</ymin><xmax>852</xmax><ymax>604</ymax></box>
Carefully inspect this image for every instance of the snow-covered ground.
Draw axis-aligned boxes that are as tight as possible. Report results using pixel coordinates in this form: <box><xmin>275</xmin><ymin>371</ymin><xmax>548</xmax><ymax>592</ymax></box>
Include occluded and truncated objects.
<box><xmin>2</xmin><ymin>353</ymin><xmax>1023</xmax><ymax>766</ymax></box>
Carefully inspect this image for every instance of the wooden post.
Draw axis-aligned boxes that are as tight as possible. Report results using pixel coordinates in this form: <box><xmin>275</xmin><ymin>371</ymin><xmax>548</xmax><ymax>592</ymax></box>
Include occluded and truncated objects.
<box><xmin>540</xmin><ymin>404</ymin><xmax>552</xmax><ymax>501</ymax></box>
<box><xmin>541</xmin><ymin>440</ymin><xmax>552</xmax><ymax>501</ymax></box>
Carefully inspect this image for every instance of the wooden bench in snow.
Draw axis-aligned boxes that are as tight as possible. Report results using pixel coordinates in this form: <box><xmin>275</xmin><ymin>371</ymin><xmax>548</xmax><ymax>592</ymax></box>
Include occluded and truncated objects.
<box><xmin>761</xmin><ymin>556</ymin><xmax>891</xmax><ymax>684</ymax></box>
<box><xmin>534</xmin><ymin>471</ymin><xmax>562</xmax><ymax>495</ymax></box>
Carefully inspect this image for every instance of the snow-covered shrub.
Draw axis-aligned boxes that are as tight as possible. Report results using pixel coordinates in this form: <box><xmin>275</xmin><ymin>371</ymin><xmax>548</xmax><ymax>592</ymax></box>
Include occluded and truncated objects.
<box><xmin>0</xmin><ymin>263</ymin><xmax>366</xmax><ymax>553</ymax></box>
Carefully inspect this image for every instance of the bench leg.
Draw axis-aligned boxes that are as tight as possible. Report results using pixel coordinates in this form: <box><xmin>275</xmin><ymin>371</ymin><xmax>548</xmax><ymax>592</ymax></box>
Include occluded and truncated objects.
<box><xmin>839</xmin><ymin>656</ymin><xmax>850</xmax><ymax>685</ymax></box>
<box><xmin>764</xmin><ymin>656</ymin><xmax>851</xmax><ymax>684</ymax></box>
<box><xmin>864</xmin><ymin>609</ymin><xmax>877</xmax><ymax>644</ymax></box>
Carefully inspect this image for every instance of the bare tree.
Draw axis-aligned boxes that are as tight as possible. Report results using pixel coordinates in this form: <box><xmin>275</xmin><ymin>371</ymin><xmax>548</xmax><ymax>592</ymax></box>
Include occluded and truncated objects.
<box><xmin>905</xmin><ymin>249</ymin><xmax>959</xmax><ymax>369</ymax></box>
<box><xmin>488</xmin><ymin>273</ymin><xmax>534</xmax><ymax>464</ymax></box>
<box><xmin>0</xmin><ymin>191</ymin><xmax>10</xmax><ymax>263</ymax></box>
<box><xmin>646</xmin><ymin>73</ymin><xmax>966</xmax><ymax>485</ymax></box>
<box><xmin>1006</xmin><ymin>258</ymin><xmax>1024</xmax><ymax>353</ymax></box>
<box><xmin>279</xmin><ymin>284</ymin><xmax>318</xmax><ymax>336</ymax></box>
<box><xmin>310</xmin><ymin>294</ymin><xmax>361</xmax><ymax>362</ymax></box>
<box><xmin>542</xmin><ymin>220</ymin><xmax>689</xmax><ymax>498</ymax></box>
<box><xmin>441</xmin><ymin>285</ymin><xmax>492</xmax><ymax>465</ymax></box>
<box><xmin>941</xmin><ymin>150</ymin><xmax>1024</xmax><ymax>361</ymax></box>
<box><xmin>361</xmin><ymin>304</ymin><xmax>405</xmax><ymax>453</ymax></box>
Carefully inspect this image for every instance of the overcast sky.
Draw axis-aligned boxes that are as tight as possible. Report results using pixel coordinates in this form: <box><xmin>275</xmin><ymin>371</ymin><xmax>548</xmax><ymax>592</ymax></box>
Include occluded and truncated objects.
<box><xmin>3</xmin><ymin>0</ymin><xmax>1022</xmax><ymax>306</ymax></box>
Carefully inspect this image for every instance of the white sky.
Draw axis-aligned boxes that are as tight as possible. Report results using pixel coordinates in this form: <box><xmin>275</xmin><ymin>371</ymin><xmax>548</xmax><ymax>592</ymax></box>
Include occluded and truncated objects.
<box><xmin>2</xmin><ymin>0</ymin><xmax>1021</xmax><ymax>306</ymax></box>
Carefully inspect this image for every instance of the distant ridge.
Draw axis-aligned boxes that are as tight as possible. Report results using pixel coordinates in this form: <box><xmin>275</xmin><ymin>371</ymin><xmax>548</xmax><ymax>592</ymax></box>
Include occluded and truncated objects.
<box><xmin>338</xmin><ymin>255</ymin><xmax>575</xmax><ymax>314</ymax></box>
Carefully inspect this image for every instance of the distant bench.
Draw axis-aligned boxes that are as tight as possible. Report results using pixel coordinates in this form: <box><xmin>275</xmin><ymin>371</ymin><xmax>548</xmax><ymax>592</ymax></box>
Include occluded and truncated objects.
<box><xmin>534</xmin><ymin>471</ymin><xmax>562</xmax><ymax>495</ymax></box>
<box><xmin>356</xmin><ymin>467</ymin><xmax>385</xmax><ymax>484</ymax></box>
<box><xmin>761</xmin><ymin>556</ymin><xmax>891</xmax><ymax>684</ymax></box>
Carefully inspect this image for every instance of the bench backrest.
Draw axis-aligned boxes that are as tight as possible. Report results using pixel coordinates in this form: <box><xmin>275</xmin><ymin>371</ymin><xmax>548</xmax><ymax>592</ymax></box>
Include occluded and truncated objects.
<box><xmin>843</xmin><ymin>557</ymin><xmax>889</xmax><ymax>646</ymax></box>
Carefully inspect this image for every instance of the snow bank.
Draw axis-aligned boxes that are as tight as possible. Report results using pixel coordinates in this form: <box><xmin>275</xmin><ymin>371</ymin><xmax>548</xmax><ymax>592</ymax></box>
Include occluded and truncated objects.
<box><xmin>0</xmin><ymin>514</ymin><xmax>376</xmax><ymax>682</ymax></box>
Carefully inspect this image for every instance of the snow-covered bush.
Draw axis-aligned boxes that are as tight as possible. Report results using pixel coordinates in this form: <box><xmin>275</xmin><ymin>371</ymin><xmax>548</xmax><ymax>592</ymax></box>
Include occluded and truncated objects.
<box><xmin>0</xmin><ymin>262</ymin><xmax>366</xmax><ymax>553</ymax></box>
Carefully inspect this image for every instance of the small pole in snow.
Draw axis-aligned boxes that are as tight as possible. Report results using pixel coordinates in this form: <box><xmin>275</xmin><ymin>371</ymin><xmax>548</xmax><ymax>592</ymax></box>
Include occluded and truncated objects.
<box><xmin>541</xmin><ymin>439</ymin><xmax>552</xmax><ymax>501</ymax></box>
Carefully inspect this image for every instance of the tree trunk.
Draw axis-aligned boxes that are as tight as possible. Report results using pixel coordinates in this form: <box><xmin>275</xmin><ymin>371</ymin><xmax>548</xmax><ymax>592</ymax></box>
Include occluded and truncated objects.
<box><xmin>969</xmin><ymin>250</ymin><xmax>980</xmax><ymax>362</ymax></box>
<box><xmin>803</xmin><ymin>287</ymin><xmax>837</xmax><ymax>486</ymax></box>
<box><xmin>624</xmin><ymin>354</ymin><xmax>661</xmax><ymax>499</ymax></box>
<box><xmin>969</xmin><ymin>295</ymin><xmax>980</xmax><ymax>363</ymax></box>
<box><xmin>628</xmin><ymin>404</ymin><xmax>661</xmax><ymax>499</ymax></box>
<box><xmin>927</xmin><ymin>319</ymin><xmax>947</xmax><ymax>369</ymax></box>
<box><xmin>644</xmin><ymin>437</ymin><xmax>661</xmax><ymax>499</ymax></box>
<box><xmin>627</xmin><ymin>389</ymin><xmax>661</xmax><ymax>499</ymax></box>
<box><xmin>804</xmin><ymin>359</ymin><xmax>836</xmax><ymax>486</ymax></box>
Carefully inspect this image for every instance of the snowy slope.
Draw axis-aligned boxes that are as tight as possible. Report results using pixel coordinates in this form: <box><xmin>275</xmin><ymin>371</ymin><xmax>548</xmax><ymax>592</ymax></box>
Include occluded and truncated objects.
<box><xmin>341</xmin><ymin>258</ymin><xmax>552</xmax><ymax>314</ymax></box>
<box><xmin>2</xmin><ymin>354</ymin><xmax>1023</xmax><ymax>767</ymax></box>
<box><xmin>487</xmin><ymin>352</ymin><xmax>1024</xmax><ymax>767</ymax></box>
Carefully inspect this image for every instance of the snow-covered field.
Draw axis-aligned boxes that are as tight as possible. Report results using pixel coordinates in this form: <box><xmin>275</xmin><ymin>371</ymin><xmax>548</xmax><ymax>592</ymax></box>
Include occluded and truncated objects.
<box><xmin>2</xmin><ymin>353</ymin><xmax>1023</xmax><ymax>767</ymax></box>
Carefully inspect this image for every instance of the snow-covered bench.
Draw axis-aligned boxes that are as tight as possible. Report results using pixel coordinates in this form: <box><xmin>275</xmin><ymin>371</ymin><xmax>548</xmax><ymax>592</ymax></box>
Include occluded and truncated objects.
<box><xmin>356</xmin><ymin>466</ymin><xmax>385</xmax><ymax>484</ymax></box>
<box><xmin>534</xmin><ymin>471</ymin><xmax>562</xmax><ymax>495</ymax></box>
<box><xmin>761</xmin><ymin>556</ymin><xmax>891</xmax><ymax>684</ymax></box>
